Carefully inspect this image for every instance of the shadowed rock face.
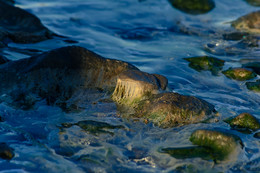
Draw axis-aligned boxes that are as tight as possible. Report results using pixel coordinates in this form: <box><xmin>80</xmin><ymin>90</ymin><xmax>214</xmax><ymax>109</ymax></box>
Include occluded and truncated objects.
<box><xmin>0</xmin><ymin>55</ymin><xmax>9</xmax><ymax>65</ymax></box>
<box><xmin>0</xmin><ymin>0</ymin><xmax>54</xmax><ymax>44</ymax></box>
<box><xmin>232</xmin><ymin>11</ymin><xmax>260</xmax><ymax>34</ymax></box>
<box><xmin>0</xmin><ymin>143</ymin><xmax>15</xmax><ymax>160</ymax></box>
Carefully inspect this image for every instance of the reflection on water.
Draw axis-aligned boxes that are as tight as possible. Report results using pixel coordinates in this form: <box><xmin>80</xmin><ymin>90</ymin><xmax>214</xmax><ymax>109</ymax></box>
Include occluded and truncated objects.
<box><xmin>0</xmin><ymin>0</ymin><xmax>260</xmax><ymax>172</ymax></box>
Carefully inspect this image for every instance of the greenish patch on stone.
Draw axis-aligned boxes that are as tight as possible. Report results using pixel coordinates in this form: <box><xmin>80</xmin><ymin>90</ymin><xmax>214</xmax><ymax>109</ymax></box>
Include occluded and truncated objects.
<box><xmin>61</xmin><ymin>120</ymin><xmax>124</xmax><ymax>135</ymax></box>
<box><xmin>190</xmin><ymin>130</ymin><xmax>242</xmax><ymax>161</ymax></box>
<box><xmin>224</xmin><ymin>113</ymin><xmax>260</xmax><ymax>132</ymax></box>
<box><xmin>246</xmin><ymin>79</ymin><xmax>260</xmax><ymax>92</ymax></box>
<box><xmin>168</xmin><ymin>0</ymin><xmax>215</xmax><ymax>15</ymax></box>
<box><xmin>184</xmin><ymin>56</ymin><xmax>225</xmax><ymax>75</ymax></box>
<box><xmin>222</xmin><ymin>68</ymin><xmax>256</xmax><ymax>81</ymax></box>
<box><xmin>242</xmin><ymin>62</ymin><xmax>260</xmax><ymax>75</ymax></box>
<box><xmin>0</xmin><ymin>143</ymin><xmax>15</xmax><ymax>160</ymax></box>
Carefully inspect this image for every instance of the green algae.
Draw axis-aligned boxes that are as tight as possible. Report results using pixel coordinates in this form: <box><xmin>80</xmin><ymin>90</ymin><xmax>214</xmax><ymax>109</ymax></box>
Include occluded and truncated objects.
<box><xmin>168</xmin><ymin>0</ymin><xmax>215</xmax><ymax>15</ymax></box>
<box><xmin>184</xmin><ymin>56</ymin><xmax>225</xmax><ymax>75</ymax></box>
<box><xmin>222</xmin><ymin>68</ymin><xmax>256</xmax><ymax>81</ymax></box>
<box><xmin>246</xmin><ymin>79</ymin><xmax>260</xmax><ymax>92</ymax></box>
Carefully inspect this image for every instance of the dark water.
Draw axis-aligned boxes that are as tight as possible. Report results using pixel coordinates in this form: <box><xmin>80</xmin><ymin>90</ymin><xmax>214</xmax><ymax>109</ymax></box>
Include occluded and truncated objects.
<box><xmin>1</xmin><ymin>0</ymin><xmax>260</xmax><ymax>172</ymax></box>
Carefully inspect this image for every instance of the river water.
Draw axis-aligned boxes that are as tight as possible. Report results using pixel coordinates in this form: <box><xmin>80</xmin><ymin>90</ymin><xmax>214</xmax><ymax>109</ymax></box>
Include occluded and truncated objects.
<box><xmin>1</xmin><ymin>0</ymin><xmax>260</xmax><ymax>172</ymax></box>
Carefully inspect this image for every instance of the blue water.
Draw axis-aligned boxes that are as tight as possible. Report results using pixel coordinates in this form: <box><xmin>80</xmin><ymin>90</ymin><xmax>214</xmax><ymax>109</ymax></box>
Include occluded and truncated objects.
<box><xmin>1</xmin><ymin>0</ymin><xmax>260</xmax><ymax>172</ymax></box>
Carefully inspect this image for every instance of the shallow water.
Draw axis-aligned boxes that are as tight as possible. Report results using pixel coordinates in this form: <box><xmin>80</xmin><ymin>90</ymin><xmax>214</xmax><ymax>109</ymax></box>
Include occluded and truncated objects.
<box><xmin>1</xmin><ymin>0</ymin><xmax>260</xmax><ymax>172</ymax></box>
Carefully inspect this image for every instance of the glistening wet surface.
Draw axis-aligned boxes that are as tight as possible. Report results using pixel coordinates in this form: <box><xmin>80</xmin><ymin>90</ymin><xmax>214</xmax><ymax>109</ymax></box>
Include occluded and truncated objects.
<box><xmin>0</xmin><ymin>0</ymin><xmax>260</xmax><ymax>172</ymax></box>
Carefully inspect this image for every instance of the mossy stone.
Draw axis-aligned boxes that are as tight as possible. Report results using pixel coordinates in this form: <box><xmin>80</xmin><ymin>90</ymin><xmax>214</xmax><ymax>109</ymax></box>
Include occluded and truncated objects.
<box><xmin>184</xmin><ymin>56</ymin><xmax>225</xmax><ymax>75</ymax></box>
<box><xmin>0</xmin><ymin>143</ymin><xmax>15</xmax><ymax>160</ymax></box>
<box><xmin>254</xmin><ymin>132</ymin><xmax>260</xmax><ymax>139</ymax></box>
<box><xmin>225</xmin><ymin>113</ymin><xmax>260</xmax><ymax>132</ymax></box>
<box><xmin>246</xmin><ymin>79</ymin><xmax>260</xmax><ymax>92</ymax></box>
<box><xmin>222</xmin><ymin>68</ymin><xmax>256</xmax><ymax>81</ymax></box>
<box><xmin>242</xmin><ymin>62</ymin><xmax>260</xmax><ymax>75</ymax></box>
<box><xmin>168</xmin><ymin>0</ymin><xmax>215</xmax><ymax>15</ymax></box>
<box><xmin>190</xmin><ymin>130</ymin><xmax>242</xmax><ymax>161</ymax></box>
<box><xmin>244</xmin><ymin>0</ymin><xmax>260</xmax><ymax>6</ymax></box>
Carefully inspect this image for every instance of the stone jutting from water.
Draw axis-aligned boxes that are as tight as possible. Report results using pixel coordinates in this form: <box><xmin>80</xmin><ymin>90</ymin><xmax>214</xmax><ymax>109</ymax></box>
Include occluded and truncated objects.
<box><xmin>133</xmin><ymin>92</ymin><xmax>216</xmax><ymax>128</ymax></box>
<box><xmin>246</xmin><ymin>79</ymin><xmax>260</xmax><ymax>92</ymax></box>
<box><xmin>190</xmin><ymin>129</ymin><xmax>242</xmax><ymax>161</ymax></box>
<box><xmin>244</xmin><ymin>0</ymin><xmax>260</xmax><ymax>6</ymax></box>
<box><xmin>184</xmin><ymin>56</ymin><xmax>225</xmax><ymax>75</ymax></box>
<box><xmin>222</xmin><ymin>68</ymin><xmax>256</xmax><ymax>81</ymax></box>
<box><xmin>0</xmin><ymin>55</ymin><xmax>9</xmax><ymax>65</ymax></box>
<box><xmin>242</xmin><ymin>62</ymin><xmax>260</xmax><ymax>75</ymax></box>
<box><xmin>0</xmin><ymin>143</ymin><xmax>15</xmax><ymax>160</ymax></box>
<box><xmin>0</xmin><ymin>0</ymin><xmax>54</xmax><ymax>44</ymax></box>
<box><xmin>254</xmin><ymin>132</ymin><xmax>260</xmax><ymax>139</ymax></box>
<box><xmin>168</xmin><ymin>0</ymin><xmax>215</xmax><ymax>15</ymax></box>
<box><xmin>231</xmin><ymin>10</ymin><xmax>260</xmax><ymax>34</ymax></box>
<box><xmin>225</xmin><ymin>113</ymin><xmax>260</xmax><ymax>132</ymax></box>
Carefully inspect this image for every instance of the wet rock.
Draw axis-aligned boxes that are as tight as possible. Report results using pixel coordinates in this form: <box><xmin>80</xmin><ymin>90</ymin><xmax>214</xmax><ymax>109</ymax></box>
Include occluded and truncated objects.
<box><xmin>0</xmin><ymin>0</ymin><xmax>54</xmax><ymax>44</ymax></box>
<box><xmin>244</xmin><ymin>0</ymin><xmax>260</xmax><ymax>6</ymax></box>
<box><xmin>112</xmin><ymin>70</ymin><xmax>168</xmax><ymax>106</ymax></box>
<box><xmin>61</xmin><ymin>120</ymin><xmax>124</xmax><ymax>135</ymax></box>
<box><xmin>254</xmin><ymin>132</ymin><xmax>260</xmax><ymax>139</ymax></box>
<box><xmin>134</xmin><ymin>92</ymin><xmax>216</xmax><ymax>128</ymax></box>
<box><xmin>190</xmin><ymin>129</ymin><xmax>243</xmax><ymax>161</ymax></box>
<box><xmin>222</xmin><ymin>68</ymin><xmax>256</xmax><ymax>81</ymax></box>
<box><xmin>168</xmin><ymin>0</ymin><xmax>215</xmax><ymax>15</ymax></box>
<box><xmin>242</xmin><ymin>62</ymin><xmax>260</xmax><ymax>75</ymax></box>
<box><xmin>231</xmin><ymin>11</ymin><xmax>260</xmax><ymax>34</ymax></box>
<box><xmin>223</xmin><ymin>32</ymin><xmax>250</xmax><ymax>41</ymax></box>
<box><xmin>0</xmin><ymin>143</ymin><xmax>15</xmax><ymax>160</ymax></box>
<box><xmin>225</xmin><ymin>113</ymin><xmax>260</xmax><ymax>132</ymax></box>
<box><xmin>184</xmin><ymin>56</ymin><xmax>225</xmax><ymax>75</ymax></box>
<box><xmin>246</xmin><ymin>79</ymin><xmax>260</xmax><ymax>92</ymax></box>
<box><xmin>0</xmin><ymin>55</ymin><xmax>9</xmax><ymax>65</ymax></box>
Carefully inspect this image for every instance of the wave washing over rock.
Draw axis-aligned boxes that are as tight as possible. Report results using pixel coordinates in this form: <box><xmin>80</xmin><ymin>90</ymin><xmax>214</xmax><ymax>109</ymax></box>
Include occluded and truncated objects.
<box><xmin>0</xmin><ymin>0</ymin><xmax>260</xmax><ymax>172</ymax></box>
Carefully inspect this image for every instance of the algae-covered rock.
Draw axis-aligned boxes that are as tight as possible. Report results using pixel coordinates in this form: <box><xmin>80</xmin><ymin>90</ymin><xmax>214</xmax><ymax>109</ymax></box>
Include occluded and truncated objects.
<box><xmin>254</xmin><ymin>132</ymin><xmax>260</xmax><ymax>139</ymax></box>
<box><xmin>0</xmin><ymin>0</ymin><xmax>54</xmax><ymax>44</ymax></box>
<box><xmin>190</xmin><ymin>130</ymin><xmax>242</xmax><ymax>161</ymax></box>
<box><xmin>112</xmin><ymin>70</ymin><xmax>168</xmax><ymax>106</ymax></box>
<box><xmin>225</xmin><ymin>113</ymin><xmax>260</xmax><ymax>132</ymax></box>
<box><xmin>134</xmin><ymin>92</ymin><xmax>216</xmax><ymax>128</ymax></box>
<box><xmin>231</xmin><ymin>11</ymin><xmax>260</xmax><ymax>34</ymax></box>
<box><xmin>184</xmin><ymin>56</ymin><xmax>225</xmax><ymax>75</ymax></box>
<box><xmin>0</xmin><ymin>143</ymin><xmax>15</xmax><ymax>160</ymax></box>
<box><xmin>0</xmin><ymin>55</ymin><xmax>9</xmax><ymax>65</ymax></box>
<box><xmin>222</xmin><ymin>68</ymin><xmax>256</xmax><ymax>81</ymax></box>
<box><xmin>61</xmin><ymin>120</ymin><xmax>124</xmax><ymax>135</ymax></box>
<box><xmin>244</xmin><ymin>0</ymin><xmax>260</xmax><ymax>6</ymax></box>
<box><xmin>168</xmin><ymin>0</ymin><xmax>215</xmax><ymax>15</ymax></box>
<box><xmin>246</xmin><ymin>79</ymin><xmax>260</xmax><ymax>92</ymax></box>
<box><xmin>242</xmin><ymin>62</ymin><xmax>260</xmax><ymax>75</ymax></box>
<box><xmin>160</xmin><ymin>146</ymin><xmax>214</xmax><ymax>160</ymax></box>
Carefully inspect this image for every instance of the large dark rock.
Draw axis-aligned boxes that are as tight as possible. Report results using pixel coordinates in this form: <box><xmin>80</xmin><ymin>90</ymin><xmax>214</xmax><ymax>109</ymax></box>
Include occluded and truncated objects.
<box><xmin>0</xmin><ymin>0</ymin><xmax>54</xmax><ymax>44</ymax></box>
<box><xmin>168</xmin><ymin>0</ymin><xmax>215</xmax><ymax>15</ymax></box>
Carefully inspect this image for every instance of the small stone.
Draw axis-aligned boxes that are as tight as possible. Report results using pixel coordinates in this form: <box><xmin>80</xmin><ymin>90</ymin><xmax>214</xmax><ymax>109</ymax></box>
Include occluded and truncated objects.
<box><xmin>190</xmin><ymin>130</ymin><xmax>242</xmax><ymax>161</ymax></box>
<box><xmin>0</xmin><ymin>143</ymin><xmax>15</xmax><ymax>160</ymax></box>
<box><xmin>222</xmin><ymin>68</ymin><xmax>256</xmax><ymax>81</ymax></box>
<box><xmin>225</xmin><ymin>113</ymin><xmax>260</xmax><ymax>132</ymax></box>
<box><xmin>246</xmin><ymin>79</ymin><xmax>260</xmax><ymax>92</ymax></box>
<box><xmin>168</xmin><ymin>0</ymin><xmax>215</xmax><ymax>15</ymax></box>
<box><xmin>254</xmin><ymin>132</ymin><xmax>260</xmax><ymax>139</ymax></box>
<box><xmin>242</xmin><ymin>62</ymin><xmax>260</xmax><ymax>75</ymax></box>
<box><xmin>184</xmin><ymin>56</ymin><xmax>225</xmax><ymax>75</ymax></box>
<box><xmin>231</xmin><ymin>10</ymin><xmax>260</xmax><ymax>34</ymax></box>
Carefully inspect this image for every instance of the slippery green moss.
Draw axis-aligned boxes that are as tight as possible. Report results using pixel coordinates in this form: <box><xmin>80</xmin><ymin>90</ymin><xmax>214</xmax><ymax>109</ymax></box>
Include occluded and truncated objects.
<box><xmin>168</xmin><ymin>0</ymin><xmax>215</xmax><ymax>15</ymax></box>
<box><xmin>160</xmin><ymin>146</ymin><xmax>214</xmax><ymax>160</ymax></box>
<box><xmin>246</xmin><ymin>79</ymin><xmax>260</xmax><ymax>92</ymax></box>
<box><xmin>225</xmin><ymin>113</ymin><xmax>260</xmax><ymax>132</ymax></box>
<box><xmin>222</xmin><ymin>68</ymin><xmax>256</xmax><ymax>81</ymax></box>
<box><xmin>190</xmin><ymin>130</ymin><xmax>242</xmax><ymax>161</ymax></box>
<box><xmin>61</xmin><ymin>120</ymin><xmax>124</xmax><ymax>135</ymax></box>
<box><xmin>184</xmin><ymin>56</ymin><xmax>225</xmax><ymax>75</ymax></box>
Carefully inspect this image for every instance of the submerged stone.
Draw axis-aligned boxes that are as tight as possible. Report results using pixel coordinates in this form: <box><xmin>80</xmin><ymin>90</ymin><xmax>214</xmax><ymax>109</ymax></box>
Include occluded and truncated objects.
<box><xmin>184</xmin><ymin>56</ymin><xmax>225</xmax><ymax>75</ymax></box>
<box><xmin>0</xmin><ymin>0</ymin><xmax>54</xmax><ymax>44</ymax></box>
<box><xmin>168</xmin><ymin>0</ymin><xmax>215</xmax><ymax>15</ymax></box>
<box><xmin>61</xmin><ymin>120</ymin><xmax>124</xmax><ymax>135</ymax></box>
<box><xmin>222</xmin><ymin>68</ymin><xmax>256</xmax><ymax>81</ymax></box>
<box><xmin>134</xmin><ymin>92</ymin><xmax>216</xmax><ymax>128</ymax></box>
<box><xmin>246</xmin><ymin>79</ymin><xmax>260</xmax><ymax>92</ymax></box>
<box><xmin>244</xmin><ymin>0</ymin><xmax>260</xmax><ymax>6</ymax></box>
<box><xmin>0</xmin><ymin>55</ymin><xmax>9</xmax><ymax>65</ymax></box>
<box><xmin>254</xmin><ymin>132</ymin><xmax>260</xmax><ymax>139</ymax></box>
<box><xmin>0</xmin><ymin>143</ymin><xmax>15</xmax><ymax>160</ymax></box>
<box><xmin>231</xmin><ymin>11</ymin><xmax>260</xmax><ymax>34</ymax></box>
<box><xmin>242</xmin><ymin>62</ymin><xmax>260</xmax><ymax>75</ymax></box>
<box><xmin>225</xmin><ymin>113</ymin><xmax>260</xmax><ymax>132</ymax></box>
<box><xmin>190</xmin><ymin>130</ymin><xmax>242</xmax><ymax>161</ymax></box>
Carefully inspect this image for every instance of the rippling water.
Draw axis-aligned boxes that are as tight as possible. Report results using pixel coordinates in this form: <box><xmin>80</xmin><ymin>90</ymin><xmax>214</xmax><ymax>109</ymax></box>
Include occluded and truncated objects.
<box><xmin>1</xmin><ymin>0</ymin><xmax>260</xmax><ymax>172</ymax></box>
